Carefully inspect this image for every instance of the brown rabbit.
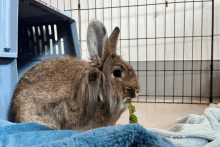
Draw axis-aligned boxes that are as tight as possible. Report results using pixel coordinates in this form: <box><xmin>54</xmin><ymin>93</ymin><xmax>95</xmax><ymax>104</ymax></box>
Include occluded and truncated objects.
<box><xmin>11</xmin><ymin>19</ymin><xmax>141</xmax><ymax>131</ymax></box>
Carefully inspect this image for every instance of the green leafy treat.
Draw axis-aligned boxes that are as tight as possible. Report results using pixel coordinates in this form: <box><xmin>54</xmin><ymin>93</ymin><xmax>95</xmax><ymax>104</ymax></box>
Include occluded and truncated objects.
<box><xmin>126</xmin><ymin>100</ymin><xmax>138</xmax><ymax>124</ymax></box>
<box><xmin>125</xmin><ymin>100</ymin><xmax>132</xmax><ymax>104</ymax></box>
<box><xmin>129</xmin><ymin>113</ymin><xmax>138</xmax><ymax>123</ymax></box>
<box><xmin>130</xmin><ymin>104</ymin><xmax>135</xmax><ymax>113</ymax></box>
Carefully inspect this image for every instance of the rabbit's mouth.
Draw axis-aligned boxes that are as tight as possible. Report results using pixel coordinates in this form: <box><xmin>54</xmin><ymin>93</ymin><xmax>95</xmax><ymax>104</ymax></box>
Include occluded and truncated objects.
<box><xmin>123</xmin><ymin>95</ymin><xmax>138</xmax><ymax>102</ymax></box>
<box><xmin>123</xmin><ymin>97</ymin><xmax>132</xmax><ymax>103</ymax></box>
<box><xmin>120</xmin><ymin>98</ymin><xmax>131</xmax><ymax>110</ymax></box>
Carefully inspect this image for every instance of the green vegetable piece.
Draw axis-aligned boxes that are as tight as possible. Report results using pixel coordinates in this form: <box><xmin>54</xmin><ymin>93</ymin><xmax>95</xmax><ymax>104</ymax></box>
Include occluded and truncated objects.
<box><xmin>130</xmin><ymin>105</ymin><xmax>135</xmax><ymax>113</ymax></box>
<box><xmin>129</xmin><ymin>113</ymin><xmax>138</xmax><ymax>123</ymax></box>
<box><xmin>125</xmin><ymin>100</ymin><xmax>132</xmax><ymax>104</ymax></box>
<box><xmin>127</xmin><ymin>100</ymin><xmax>138</xmax><ymax>124</ymax></box>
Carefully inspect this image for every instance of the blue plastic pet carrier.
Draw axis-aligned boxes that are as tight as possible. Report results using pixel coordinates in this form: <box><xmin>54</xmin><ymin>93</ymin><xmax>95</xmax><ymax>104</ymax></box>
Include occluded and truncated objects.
<box><xmin>0</xmin><ymin>0</ymin><xmax>81</xmax><ymax>122</ymax></box>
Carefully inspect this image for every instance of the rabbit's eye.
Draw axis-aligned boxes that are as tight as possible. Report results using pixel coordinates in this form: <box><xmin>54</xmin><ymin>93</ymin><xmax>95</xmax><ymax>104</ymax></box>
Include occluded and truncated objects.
<box><xmin>113</xmin><ymin>70</ymin><xmax>122</xmax><ymax>78</ymax></box>
<box><xmin>89</xmin><ymin>73</ymin><xmax>97</xmax><ymax>81</ymax></box>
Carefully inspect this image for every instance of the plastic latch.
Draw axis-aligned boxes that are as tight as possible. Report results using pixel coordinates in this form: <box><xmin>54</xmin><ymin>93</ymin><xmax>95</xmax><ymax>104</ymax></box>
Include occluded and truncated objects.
<box><xmin>4</xmin><ymin>48</ymin><xmax>11</xmax><ymax>52</ymax></box>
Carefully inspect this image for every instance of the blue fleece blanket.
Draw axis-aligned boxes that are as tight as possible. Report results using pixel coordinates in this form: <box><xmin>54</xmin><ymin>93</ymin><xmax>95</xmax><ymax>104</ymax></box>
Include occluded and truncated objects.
<box><xmin>0</xmin><ymin>120</ymin><xmax>176</xmax><ymax>147</ymax></box>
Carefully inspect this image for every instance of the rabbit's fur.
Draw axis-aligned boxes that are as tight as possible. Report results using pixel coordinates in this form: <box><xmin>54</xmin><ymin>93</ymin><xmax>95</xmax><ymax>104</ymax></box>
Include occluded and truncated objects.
<box><xmin>12</xmin><ymin>19</ymin><xmax>141</xmax><ymax>131</ymax></box>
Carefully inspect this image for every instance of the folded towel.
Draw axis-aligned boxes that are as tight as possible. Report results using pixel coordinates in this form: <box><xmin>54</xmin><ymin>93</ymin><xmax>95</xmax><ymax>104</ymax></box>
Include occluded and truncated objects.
<box><xmin>147</xmin><ymin>103</ymin><xmax>220</xmax><ymax>147</ymax></box>
<box><xmin>0</xmin><ymin>119</ymin><xmax>176</xmax><ymax>147</ymax></box>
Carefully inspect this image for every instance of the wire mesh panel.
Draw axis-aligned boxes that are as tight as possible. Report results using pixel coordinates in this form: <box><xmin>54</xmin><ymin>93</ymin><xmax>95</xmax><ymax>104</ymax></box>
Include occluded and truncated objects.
<box><xmin>48</xmin><ymin>0</ymin><xmax>220</xmax><ymax>104</ymax></box>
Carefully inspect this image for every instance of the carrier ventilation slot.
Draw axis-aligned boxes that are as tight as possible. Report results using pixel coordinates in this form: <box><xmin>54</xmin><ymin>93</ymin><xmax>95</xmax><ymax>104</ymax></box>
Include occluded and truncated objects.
<box><xmin>37</xmin><ymin>26</ymin><xmax>41</xmax><ymax>36</ymax></box>
<box><xmin>32</xmin><ymin>26</ymin><xmax>36</xmax><ymax>42</ymax></box>
<box><xmin>22</xmin><ymin>24</ymin><xmax>65</xmax><ymax>56</ymax></box>
<box><xmin>43</xmin><ymin>25</ymin><xmax>47</xmax><ymax>42</ymax></box>
<box><xmin>39</xmin><ymin>39</ymin><xmax>42</xmax><ymax>55</ymax></box>
<box><xmin>50</xmin><ymin>39</ymin><xmax>53</xmax><ymax>55</ymax></box>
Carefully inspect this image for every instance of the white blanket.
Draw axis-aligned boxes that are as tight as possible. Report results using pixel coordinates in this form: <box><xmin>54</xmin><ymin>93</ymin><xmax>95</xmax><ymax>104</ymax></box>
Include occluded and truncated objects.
<box><xmin>147</xmin><ymin>103</ymin><xmax>220</xmax><ymax>147</ymax></box>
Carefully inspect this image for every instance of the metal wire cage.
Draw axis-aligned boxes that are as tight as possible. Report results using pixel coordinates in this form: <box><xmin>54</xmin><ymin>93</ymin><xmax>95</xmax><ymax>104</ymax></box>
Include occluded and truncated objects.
<box><xmin>64</xmin><ymin>0</ymin><xmax>218</xmax><ymax>104</ymax></box>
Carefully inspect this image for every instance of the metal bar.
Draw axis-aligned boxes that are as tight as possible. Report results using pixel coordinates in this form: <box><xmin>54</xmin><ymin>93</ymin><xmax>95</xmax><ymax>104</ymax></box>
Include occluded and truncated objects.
<box><xmin>210</xmin><ymin>0</ymin><xmax>215</xmax><ymax>103</ymax></box>
<box><xmin>64</xmin><ymin>0</ymin><xmax>65</xmax><ymax>10</ymax></box>
<box><xmin>137</xmin><ymin>0</ymin><xmax>139</xmax><ymax>101</ymax></box>
<box><xmin>130</xmin><ymin>101</ymin><xmax>210</xmax><ymax>104</ymax></box>
<box><xmin>120</xmin><ymin>0</ymin><xmax>121</xmax><ymax>56</ymax></box>
<box><xmin>66</xmin><ymin>1</ymin><xmax>212</xmax><ymax>11</ymax></box>
<box><xmin>191</xmin><ymin>0</ymin><xmax>195</xmax><ymax>104</ymax></box>
<box><xmin>87</xmin><ymin>0</ymin><xmax>89</xmax><ymax>29</ymax></box>
<box><xmin>200</xmin><ymin>0</ymin><xmax>204</xmax><ymax>104</ymax></box>
<box><xmin>183</xmin><ymin>0</ymin><xmax>186</xmax><ymax>103</ymax></box>
<box><xmin>132</xmin><ymin>69</ymin><xmax>213</xmax><ymax>72</ymax></box>
<box><xmin>140</xmin><ymin>95</ymin><xmax>211</xmax><ymax>98</ymax></box>
<box><xmin>128</xmin><ymin>0</ymin><xmax>130</xmax><ymax>64</ymax></box>
<box><xmin>164</xmin><ymin>0</ymin><xmax>166</xmax><ymax>102</ymax></box>
<box><xmin>111</xmin><ymin>0</ymin><xmax>112</xmax><ymax>30</ymax></box>
<box><xmin>146</xmin><ymin>0</ymin><xmax>148</xmax><ymax>103</ymax></box>
<box><xmin>79</xmin><ymin>35</ymin><xmax>213</xmax><ymax>42</ymax></box>
<box><xmin>95</xmin><ymin>0</ymin><xmax>97</xmax><ymax>18</ymax></box>
<box><xmin>173</xmin><ymin>0</ymin><xmax>176</xmax><ymax>103</ymax></box>
<box><xmin>70</xmin><ymin>0</ymin><xmax>72</xmax><ymax>17</ymax></box>
<box><xmin>155</xmin><ymin>0</ymin><xmax>157</xmax><ymax>103</ymax></box>
<box><xmin>103</xmin><ymin>0</ymin><xmax>104</xmax><ymax>22</ymax></box>
<box><xmin>78</xmin><ymin>0</ymin><xmax>81</xmax><ymax>56</ymax></box>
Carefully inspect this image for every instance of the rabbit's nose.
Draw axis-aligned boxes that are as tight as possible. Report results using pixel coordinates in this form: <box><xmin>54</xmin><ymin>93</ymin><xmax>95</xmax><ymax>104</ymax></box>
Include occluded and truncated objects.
<box><xmin>128</xmin><ymin>89</ymin><xmax>136</xmax><ymax>98</ymax></box>
<box><xmin>128</xmin><ymin>89</ymin><xmax>140</xmax><ymax>98</ymax></box>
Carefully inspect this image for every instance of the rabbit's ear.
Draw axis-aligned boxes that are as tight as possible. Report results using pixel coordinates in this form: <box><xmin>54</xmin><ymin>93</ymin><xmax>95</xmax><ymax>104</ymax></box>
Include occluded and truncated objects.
<box><xmin>87</xmin><ymin>19</ymin><xmax>108</xmax><ymax>64</ymax></box>
<box><xmin>108</xmin><ymin>27</ymin><xmax>120</xmax><ymax>55</ymax></box>
<box><xmin>102</xmin><ymin>56</ymin><xmax>116</xmax><ymax>114</ymax></box>
<box><xmin>101</xmin><ymin>27</ymin><xmax>120</xmax><ymax>62</ymax></box>
<box><xmin>78</xmin><ymin>69</ymin><xmax>102</xmax><ymax>121</ymax></box>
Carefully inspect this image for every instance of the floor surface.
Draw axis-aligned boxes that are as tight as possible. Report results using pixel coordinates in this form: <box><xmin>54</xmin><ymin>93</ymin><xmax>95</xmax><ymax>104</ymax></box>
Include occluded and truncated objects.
<box><xmin>116</xmin><ymin>103</ymin><xmax>210</xmax><ymax>130</ymax></box>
